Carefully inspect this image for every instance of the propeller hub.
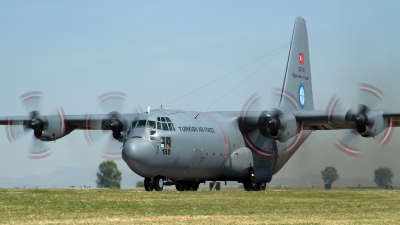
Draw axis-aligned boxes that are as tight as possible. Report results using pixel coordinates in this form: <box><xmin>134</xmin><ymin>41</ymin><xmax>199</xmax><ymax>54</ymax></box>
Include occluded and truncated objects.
<box><xmin>28</xmin><ymin>118</ymin><xmax>44</xmax><ymax>131</ymax></box>
<box><xmin>354</xmin><ymin>113</ymin><xmax>368</xmax><ymax>127</ymax></box>
<box><xmin>108</xmin><ymin>119</ymin><xmax>123</xmax><ymax>132</ymax></box>
<box><xmin>267</xmin><ymin>118</ymin><xmax>280</xmax><ymax>130</ymax></box>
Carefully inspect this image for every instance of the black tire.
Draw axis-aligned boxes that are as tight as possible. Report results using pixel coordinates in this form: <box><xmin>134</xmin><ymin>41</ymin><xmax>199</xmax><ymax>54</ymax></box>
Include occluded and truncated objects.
<box><xmin>153</xmin><ymin>176</ymin><xmax>164</xmax><ymax>191</ymax></box>
<box><xmin>249</xmin><ymin>182</ymin><xmax>258</xmax><ymax>191</ymax></box>
<box><xmin>192</xmin><ymin>183</ymin><xmax>199</xmax><ymax>191</ymax></box>
<box><xmin>243</xmin><ymin>168</ymin><xmax>259</xmax><ymax>191</ymax></box>
<box><xmin>258</xmin><ymin>182</ymin><xmax>267</xmax><ymax>190</ymax></box>
<box><xmin>144</xmin><ymin>178</ymin><xmax>153</xmax><ymax>191</ymax></box>
<box><xmin>185</xmin><ymin>182</ymin><xmax>199</xmax><ymax>191</ymax></box>
<box><xmin>175</xmin><ymin>183</ymin><xmax>184</xmax><ymax>191</ymax></box>
<box><xmin>243</xmin><ymin>178</ymin><xmax>258</xmax><ymax>191</ymax></box>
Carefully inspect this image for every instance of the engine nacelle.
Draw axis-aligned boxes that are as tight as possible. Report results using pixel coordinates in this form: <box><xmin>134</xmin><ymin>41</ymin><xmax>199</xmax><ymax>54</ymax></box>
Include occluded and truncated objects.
<box><xmin>266</xmin><ymin>113</ymin><xmax>298</xmax><ymax>142</ymax></box>
<box><xmin>354</xmin><ymin>111</ymin><xmax>386</xmax><ymax>137</ymax></box>
<box><xmin>102</xmin><ymin>117</ymin><xmax>127</xmax><ymax>142</ymax></box>
<box><xmin>32</xmin><ymin>115</ymin><xmax>69</xmax><ymax>141</ymax></box>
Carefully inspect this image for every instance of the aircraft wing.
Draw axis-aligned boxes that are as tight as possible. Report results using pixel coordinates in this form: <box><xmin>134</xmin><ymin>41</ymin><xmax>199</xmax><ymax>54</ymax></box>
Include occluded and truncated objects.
<box><xmin>0</xmin><ymin>116</ymin><xmax>31</xmax><ymax>126</ymax></box>
<box><xmin>240</xmin><ymin>107</ymin><xmax>400</xmax><ymax>145</ymax></box>
<box><xmin>293</xmin><ymin>109</ymin><xmax>400</xmax><ymax>130</ymax></box>
<box><xmin>0</xmin><ymin>113</ymin><xmax>135</xmax><ymax>142</ymax></box>
<box><xmin>0</xmin><ymin>114</ymin><xmax>103</xmax><ymax>130</ymax></box>
<box><xmin>0</xmin><ymin>114</ymin><xmax>134</xmax><ymax>129</ymax></box>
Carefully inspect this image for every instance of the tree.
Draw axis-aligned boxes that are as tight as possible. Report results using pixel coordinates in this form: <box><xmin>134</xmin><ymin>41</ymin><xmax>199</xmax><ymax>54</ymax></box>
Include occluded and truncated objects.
<box><xmin>321</xmin><ymin>167</ymin><xmax>339</xmax><ymax>184</ymax></box>
<box><xmin>136</xmin><ymin>181</ymin><xmax>144</xmax><ymax>188</ymax></box>
<box><xmin>374</xmin><ymin>167</ymin><xmax>393</xmax><ymax>188</ymax></box>
<box><xmin>96</xmin><ymin>160</ymin><xmax>122</xmax><ymax>188</ymax></box>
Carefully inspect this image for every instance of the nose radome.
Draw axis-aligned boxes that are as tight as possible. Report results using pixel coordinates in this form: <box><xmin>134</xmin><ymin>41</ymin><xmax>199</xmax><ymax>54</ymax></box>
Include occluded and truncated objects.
<box><xmin>122</xmin><ymin>138</ymin><xmax>156</xmax><ymax>175</ymax></box>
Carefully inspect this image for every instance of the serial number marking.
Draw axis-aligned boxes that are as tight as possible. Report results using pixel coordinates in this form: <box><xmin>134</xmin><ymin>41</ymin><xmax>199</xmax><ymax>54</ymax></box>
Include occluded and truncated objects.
<box><xmin>178</xmin><ymin>126</ymin><xmax>215</xmax><ymax>133</ymax></box>
<box><xmin>162</xmin><ymin>149</ymin><xmax>171</xmax><ymax>155</ymax></box>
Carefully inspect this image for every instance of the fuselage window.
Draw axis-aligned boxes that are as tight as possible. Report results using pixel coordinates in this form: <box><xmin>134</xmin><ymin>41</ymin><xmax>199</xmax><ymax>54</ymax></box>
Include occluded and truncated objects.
<box><xmin>161</xmin><ymin>137</ymin><xmax>165</xmax><ymax>147</ymax></box>
<box><xmin>131</xmin><ymin>120</ymin><xmax>138</xmax><ymax>128</ymax></box>
<box><xmin>166</xmin><ymin>137</ymin><xmax>171</xmax><ymax>147</ymax></box>
<box><xmin>157</xmin><ymin>122</ymin><xmax>162</xmax><ymax>130</ymax></box>
<box><xmin>160</xmin><ymin>137</ymin><xmax>171</xmax><ymax>148</ymax></box>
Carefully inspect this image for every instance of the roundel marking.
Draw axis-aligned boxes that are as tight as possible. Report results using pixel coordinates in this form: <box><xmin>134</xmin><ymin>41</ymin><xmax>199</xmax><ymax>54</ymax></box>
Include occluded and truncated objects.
<box><xmin>298</xmin><ymin>83</ymin><xmax>305</xmax><ymax>109</ymax></box>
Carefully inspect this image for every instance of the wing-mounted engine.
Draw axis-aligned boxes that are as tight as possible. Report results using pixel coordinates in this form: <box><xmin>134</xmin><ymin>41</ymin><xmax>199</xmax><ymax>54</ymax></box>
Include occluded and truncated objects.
<box><xmin>84</xmin><ymin>92</ymin><xmax>130</xmax><ymax>160</ymax></box>
<box><xmin>28</xmin><ymin>108</ymin><xmax>69</xmax><ymax>141</ymax></box>
<box><xmin>101</xmin><ymin>112</ymin><xmax>128</xmax><ymax>142</ymax></box>
<box><xmin>350</xmin><ymin>106</ymin><xmax>386</xmax><ymax>137</ymax></box>
<box><xmin>5</xmin><ymin>91</ymin><xmax>72</xmax><ymax>159</ymax></box>
<box><xmin>240</xmin><ymin>94</ymin><xmax>300</xmax><ymax>143</ymax></box>
<box><xmin>261</xmin><ymin>109</ymin><xmax>299</xmax><ymax>142</ymax></box>
<box><xmin>332</xmin><ymin>83</ymin><xmax>394</xmax><ymax>156</ymax></box>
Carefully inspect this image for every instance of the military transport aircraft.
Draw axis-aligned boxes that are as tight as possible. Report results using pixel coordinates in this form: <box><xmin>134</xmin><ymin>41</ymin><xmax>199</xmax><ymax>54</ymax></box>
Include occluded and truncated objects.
<box><xmin>1</xmin><ymin>17</ymin><xmax>399</xmax><ymax>191</ymax></box>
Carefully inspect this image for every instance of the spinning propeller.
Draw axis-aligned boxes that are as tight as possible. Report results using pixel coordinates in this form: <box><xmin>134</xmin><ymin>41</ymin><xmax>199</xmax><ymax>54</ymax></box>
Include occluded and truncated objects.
<box><xmin>327</xmin><ymin>83</ymin><xmax>394</xmax><ymax>156</ymax></box>
<box><xmin>240</xmin><ymin>93</ymin><xmax>276</xmax><ymax>158</ymax></box>
<box><xmin>84</xmin><ymin>92</ymin><xmax>130</xmax><ymax>160</ymax></box>
<box><xmin>239</xmin><ymin>91</ymin><xmax>306</xmax><ymax>158</ymax></box>
<box><xmin>6</xmin><ymin>91</ymin><xmax>66</xmax><ymax>159</ymax></box>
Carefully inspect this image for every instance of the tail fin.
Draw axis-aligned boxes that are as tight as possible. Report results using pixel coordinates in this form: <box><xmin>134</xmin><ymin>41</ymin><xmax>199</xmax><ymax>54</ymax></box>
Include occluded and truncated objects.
<box><xmin>277</xmin><ymin>17</ymin><xmax>314</xmax><ymax>111</ymax></box>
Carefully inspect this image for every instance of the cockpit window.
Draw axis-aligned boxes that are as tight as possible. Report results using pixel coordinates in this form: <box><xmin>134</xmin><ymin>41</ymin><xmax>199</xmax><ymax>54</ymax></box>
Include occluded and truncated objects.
<box><xmin>136</xmin><ymin>120</ymin><xmax>147</xmax><ymax>128</ymax></box>
<box><xmin>168</xmin><ymin>123</ymin><xmax>175</xmax><ymax>131</ymax></box>
<box><xmin>157</xmin><ymin>117</ymin><xmax>175</xmax><ymax>132</ymax></box>
<box><xmin>133</xmin><ymin>120</ymin><xmax>156</xmax><ymax>129</ymax></box>
<box><xmin>162</xmin><ymin>123</ymin><xmax>169</xmax><ymax>131</ymax></box>
<box><xmin>146</xmin><ymin>120</ymin><xmax>156</xmax><ymax>129</ymax></box>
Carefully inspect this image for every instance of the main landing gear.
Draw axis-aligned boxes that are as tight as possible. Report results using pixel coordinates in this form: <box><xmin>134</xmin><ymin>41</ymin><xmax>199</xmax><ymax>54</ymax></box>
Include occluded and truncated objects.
<box><xmin>144</xmin><ymin>176</ymin><xmax>164</xmax><ymax>191</ymax></box>
<box><xmin>242</xmin><ymin>169</ymin><xmax>267</xmax><ymax>191</ymax></box>
<box><xmin>175</xmin><ymin>182</ymin><xmax>200</xmax><ymax>191</ymax></box>
<box><xmin>143</xmin><ymin>177</ymin><xmax>199</xmax><ymax>191</ymax></box>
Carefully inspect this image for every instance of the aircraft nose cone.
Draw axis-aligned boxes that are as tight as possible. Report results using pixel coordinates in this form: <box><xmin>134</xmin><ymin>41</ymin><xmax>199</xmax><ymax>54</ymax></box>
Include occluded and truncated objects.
<box><xmin>122</xmin><ymin>138</ymin><xmax>156</xmax><ymax>176</ymax></box>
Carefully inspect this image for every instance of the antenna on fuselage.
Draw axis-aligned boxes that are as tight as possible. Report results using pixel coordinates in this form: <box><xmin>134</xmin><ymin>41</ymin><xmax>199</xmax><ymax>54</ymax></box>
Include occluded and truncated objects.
<box><xmin>147</xmin><ymin>106</ymin><xmax>150</xmax><ymax>114</ymax></box>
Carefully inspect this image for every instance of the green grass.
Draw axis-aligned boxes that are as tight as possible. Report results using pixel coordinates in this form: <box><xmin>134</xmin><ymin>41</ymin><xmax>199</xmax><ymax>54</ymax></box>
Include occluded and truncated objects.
<box><xmin>1</xmin><ymin>187</ymin><xmax>400</xmax><ymax>224</ymax></box>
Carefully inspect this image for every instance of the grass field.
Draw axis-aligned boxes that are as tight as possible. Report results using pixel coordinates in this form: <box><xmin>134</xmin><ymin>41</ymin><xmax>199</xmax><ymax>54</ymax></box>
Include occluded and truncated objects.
<box><xmin>0</xmin><ymin>187</ymin><xmax>399</xmax><ymax>224</ymax></box>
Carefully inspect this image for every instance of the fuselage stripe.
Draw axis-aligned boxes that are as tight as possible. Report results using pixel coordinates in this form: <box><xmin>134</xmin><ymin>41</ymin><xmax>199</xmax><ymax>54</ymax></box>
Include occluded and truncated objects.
<box><xmin>206</xmin><ymin>114</ymin><xmax>228</xmax><ymax>173</ymax></box>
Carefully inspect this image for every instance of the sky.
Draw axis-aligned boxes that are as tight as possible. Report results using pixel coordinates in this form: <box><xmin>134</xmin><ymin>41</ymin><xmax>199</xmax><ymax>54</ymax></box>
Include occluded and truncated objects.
<box><xmin>1</xmin><ymin>1</ymin><xmax>400</xmax><ymax>187</ymax></box>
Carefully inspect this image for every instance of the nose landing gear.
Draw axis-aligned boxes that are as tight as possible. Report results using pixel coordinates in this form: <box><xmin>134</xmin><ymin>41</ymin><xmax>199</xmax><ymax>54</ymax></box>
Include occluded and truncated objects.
<box><xmin>144</xmin><ymin>176</ymin><xmax>164</xmax><ymax>191</ymax></box>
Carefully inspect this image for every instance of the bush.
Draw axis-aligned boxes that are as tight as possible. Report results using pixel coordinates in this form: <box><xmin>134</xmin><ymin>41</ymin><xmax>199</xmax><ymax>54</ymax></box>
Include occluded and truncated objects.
<box><xmin>136</xmin><ymin>181</ymin><xmax>144</xmax><ymax>188</ymax></box>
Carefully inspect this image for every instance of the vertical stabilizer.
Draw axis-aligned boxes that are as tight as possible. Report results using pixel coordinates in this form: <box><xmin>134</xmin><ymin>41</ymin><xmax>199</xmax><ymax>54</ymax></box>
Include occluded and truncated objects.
<box><xmin>278</xmin><ymin>17</ymin><xmax>314</xmax><ymax>111</ymax></box>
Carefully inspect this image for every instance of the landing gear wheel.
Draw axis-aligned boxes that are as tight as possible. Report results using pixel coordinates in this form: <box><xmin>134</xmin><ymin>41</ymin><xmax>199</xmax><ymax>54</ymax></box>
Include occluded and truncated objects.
<box><xmin>144</xmin><ymin>178</ymin><xmax>153</xmax><ymax>191</ymax></box>
<box><xmin>258</xmin><ymin>182</ymin><xmax>267</xmax><ymax>190</ymax></box>
<box><xmin>243</xmin><ymin>179</ymin><xmax>258</xmax><ymax>191</ymax></box>
<box><xmin>175</xmin><ymin>182</ymin><xmax>199</xmax><ymax>191</ymax></box>
<box><xmin>191</xmin><ymin>183</ymin><xmax>199</xmax><ymax>191</ymax></box>
<box><xmin>243</xmin><ymin>168</ymin><xmax>259</xmax><ymax>191</ymax></box>
<box><xmin>249</xmin><ymin>182</ymin><xmax>258</xmax><ymax>191</ymax></box>
<box><xmin>185</xmin><ymin>183</ymin><xmax>199</xmax><ymax>191</ymax></box>
<box><xmin>175</xmin><ymin>183</ymin><xmax>184</xmax><ymax>191</ymax></box>
<box><xmin>153</xmin><ymin>176</ymin><xmax>164</xmax><ymax>191</ymax></box>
